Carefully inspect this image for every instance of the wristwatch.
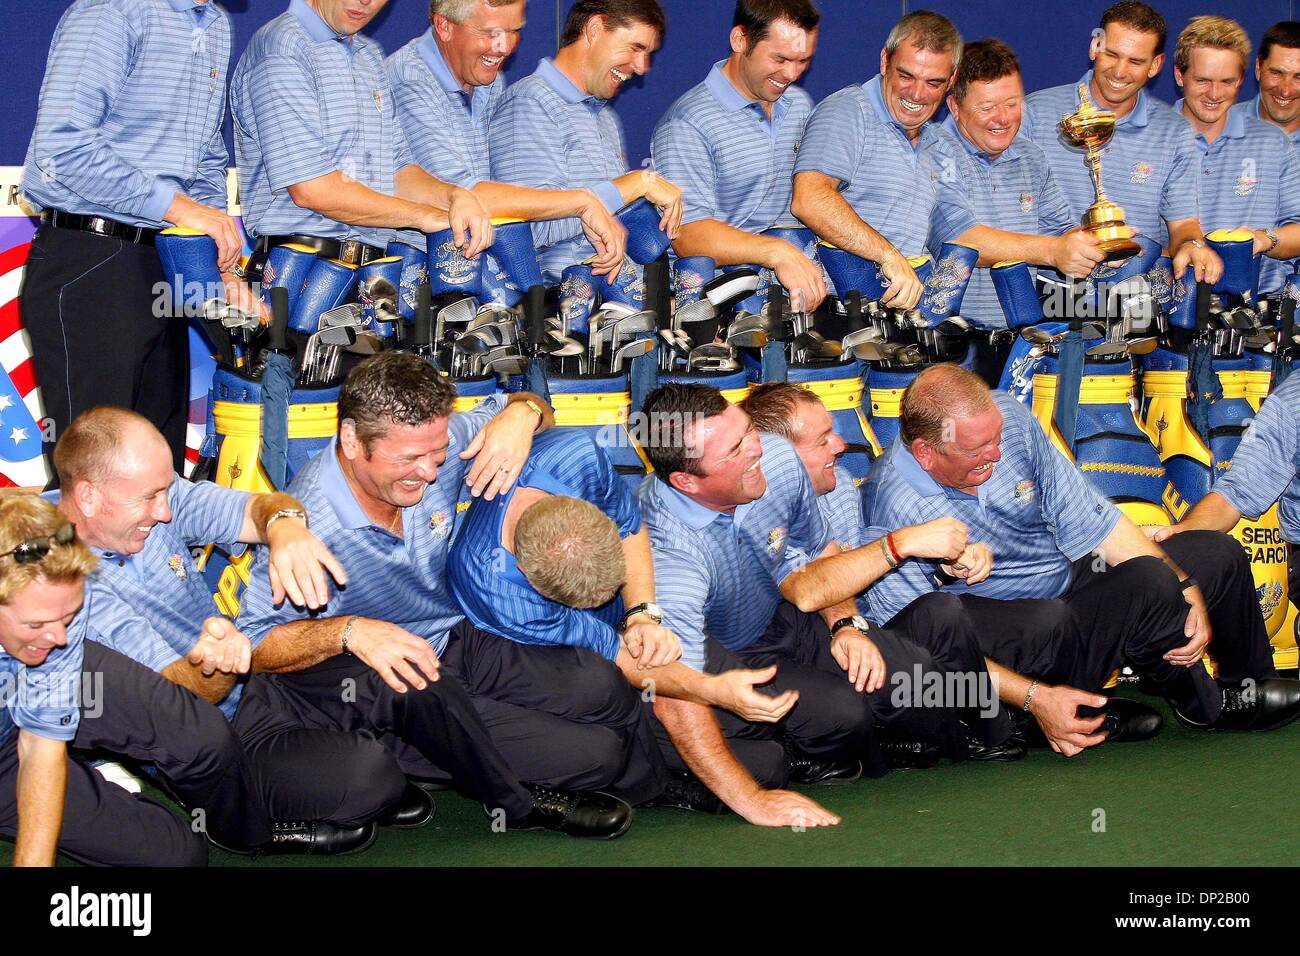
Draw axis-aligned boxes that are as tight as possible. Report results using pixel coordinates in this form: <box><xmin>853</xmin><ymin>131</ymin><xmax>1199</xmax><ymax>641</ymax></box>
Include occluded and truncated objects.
<box><xmin>1264</xmin><ymin>228</ymin><xmax>1280</xmax><ymax>255</ymax></box>
<box><xmin>619</xmin><ymin>602</ymin><xmax>663</xmax><ymax>633</ymax></box>
<box><xmin>830</xmin><ymin>614</ymin><xmax>870</xmax><ymax>638</ymax></box>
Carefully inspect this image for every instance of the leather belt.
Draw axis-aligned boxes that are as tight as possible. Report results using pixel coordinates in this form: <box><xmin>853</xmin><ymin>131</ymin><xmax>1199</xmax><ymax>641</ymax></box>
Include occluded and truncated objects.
<box><xmin>42</xmin><ymin>209</ymin><xmax>158</xmax><ymax>246</ymax></box>
<box><xmin>257</xmin><ymin>234</ymin><xmax>385</xmax><ymax>265</ymax></box>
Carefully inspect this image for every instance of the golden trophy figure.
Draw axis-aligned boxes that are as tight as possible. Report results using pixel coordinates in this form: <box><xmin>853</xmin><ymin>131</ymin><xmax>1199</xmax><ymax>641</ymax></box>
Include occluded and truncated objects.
<box><xmin>1059</xmin><ymin>84</ymin><xmax>1142</xmax><ymax>263</ymax></box>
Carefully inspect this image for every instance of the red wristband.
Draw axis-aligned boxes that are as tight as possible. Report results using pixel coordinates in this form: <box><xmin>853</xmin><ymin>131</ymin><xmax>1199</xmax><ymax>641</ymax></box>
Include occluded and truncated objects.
<box><xmin>885</xmin><ymin>532</ymin><xmax>903</xmax><ymax>566</ymax></box>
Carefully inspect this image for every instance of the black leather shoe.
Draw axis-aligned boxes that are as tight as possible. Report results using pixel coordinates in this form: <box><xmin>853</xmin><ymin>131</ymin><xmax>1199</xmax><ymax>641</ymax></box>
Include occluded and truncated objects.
<box><xmin>1097</xmin><ymin>697</ymin><xmax>1163</xmax><ymax>742</ymax></box>
<box><xmin>963</xmin><ymin>729</ymin><xmax>1027</xmax><ymax>762</ymax></box>
<box><xmin>879</xmin><ymin>738</ymin><xmax>942</xmax><ymax>769</ymax></box>
<box><xmin>505</xmin><ymin>787</ymin><xmax>633</xmax><ymax>839</ymax></box>
<box><xmin>380</xmin><ymin>782</ymin><xmax>436</xmax><ymax>829</ymax></box>
<box><xmin>262</xmin><ymin>820</ymin><xmax>377</xmax><ymax>856</ymax></box>
<box><xmin>645</xmin><ymin>772</ymin><xmax>728</xmax><ymax>815</ymax></box>
<box><xmin>1175</xmin><ymin>678</ymin><xmax>1300</xmax><ymax>731</ymax></box>
<box><xmin>782</xmin><ymin>738</ymin><xmax>863</xmax><ymax>784</ymax></box>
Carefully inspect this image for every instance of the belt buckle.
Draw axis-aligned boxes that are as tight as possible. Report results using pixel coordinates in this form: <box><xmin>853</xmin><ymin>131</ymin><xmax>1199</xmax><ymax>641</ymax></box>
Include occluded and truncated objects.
<box><xmin>338</xmin><ymin>240</ymin><xmax>363</xmax><ymax>265</ymax></box>
<box><xmin>86</xmin><ymin>216</ymin><xmax>112</xmax><ymax>237</ymax></box>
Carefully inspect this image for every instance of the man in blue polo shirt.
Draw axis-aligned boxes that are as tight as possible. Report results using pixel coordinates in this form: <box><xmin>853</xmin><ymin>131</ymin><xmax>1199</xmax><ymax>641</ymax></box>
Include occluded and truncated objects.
<box><xmin>231</xmin><ymin>0</ymin><xmax>494</xmax><ymax>275</ymax></box>
<box><xmin>1230</xmin><ymin>21</ymin><xmax>1300</xmax><ymax>146</ymax></box>
<box><xmin>864</xmin><ymin>364</ymin><xmax>1300</xmax><ymax>756</ymax></box>
<box><xmin>386</xmin><ymin>0</ymin><xmax>626</xmax><ymax>278</ymax></box>
<box><xmin>238</xmin><ymin>353</ymin><xmax>640</xmax><ymax>838</ymax></box>
<box><xmin>20</xmin><ymin>0</ymin><xmax>243</xmax><ymax>472</ymax></box>
<box><xmin>791</xmin><ymin>10</ymin><xmax>962</xmax><ymax>309</ymax></box>
<box><xmin>638</xmin><ymin>383</ymin><xmax>980</xmax><ymax>783</ymax></box>
<box><xmin>488</xmin><ymin>0</ymin><xmax>683</xmax><ymax>283</ymax></box>
<box><xmin>52</xmin><ymin>407</ymin><xmax>416</xmax><ymax>855</ymax></box>
<box><xmin>1022</xmin><ymin>2</ymin><xmax>1222</xmax><ymax>285</ymax></box>
<box><xmin>651</xmin><ymin>0</ymin><xmax>826</xmax><ymax>311</ymax></box>
<box><xmin>449</xmin><ymin>427</ymin><xmax>842</xmax><ymax>826</ymax></box>
<box><xmin>1172</xmin><ymin>17</ymin><xmax>1300</xmax><ymax>294</ymax></box>
<box><xmin>0</xmin><ymin>493</ymin><xmax>209</xmax><ymax>866</ymax></box>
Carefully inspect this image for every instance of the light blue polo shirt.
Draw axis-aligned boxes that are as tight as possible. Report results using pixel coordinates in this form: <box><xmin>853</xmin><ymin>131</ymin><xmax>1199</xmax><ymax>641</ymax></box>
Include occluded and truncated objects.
<box><xmin>489</xmin><ymin>58</ymin><xmax>628</xmax><ymax>282</ymax></box>
<box><xmin>1176</xmin><ymin>101</ymin><xmax>1300</xmax><ymax>294</ymax></box>
<box><xmin>1231</xmin><ymin>94</ymin><xmax>1300</xmax><ymax>145</ymax></box>
<box><xmin>1023</xmin><ymin>73</ymin><xmax>1200</xmax><ymax>248</ymax></box>
<box><xmin>863</xmin><ymin>392</ymin><xmax>1120</xmax><ymax>623</ymax></box>
<box><xmin>20</xmin><ymin>0</ymin><xmax>231</xmax><ymax>228</ymax></box>
<box><xmin>1215</xmin><ymin>370</ymin><xmax>1300</xmax><ymax>542</ymax></box>
<box><xmin>817</xmin><ymin>465</ymin><xmax>869</xmax><ymax>551</ymax></box>
<box><xmin>231</xmin><ymin>0</ymin><xmax>412</xmax><ymax>245</ymax></box>
<box><xmin>639</xmin><ymin>433</ymin><xmax>832</xmax><ymax>671</ymax></box>
<box><xmin>0</xmin><ymin>599</ymin><xmax>87</xmax><ymax>749</ymax></box>
<box><xmin>237</xmin><ymin>395</ymin><xmax>507</xmax><ymax>656</ymax></box>
<box><xmin>927</xmin><ymin>116</ymin><xmax>1077</xmax><ymax>328</ymax></box>
<box><xmin>794</xmin><ymin>74</ymin><xmax>942</xmax><ymax>258</ymax></box>
<box><xmin>652</xmin><ymin>60</ymin><xmax>813</xmax><ymax>231</ymax></box>
<box><xmin>449</xmin><ymin>430</ymin><xmax>641</xmax><ymax>662</ymax></box>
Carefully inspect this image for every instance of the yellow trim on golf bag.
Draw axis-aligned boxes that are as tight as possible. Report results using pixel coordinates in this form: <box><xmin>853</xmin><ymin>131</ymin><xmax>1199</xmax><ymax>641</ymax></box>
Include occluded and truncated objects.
<box><xmin>800</xmin><ymin>377</ymin><xmax>882</xmax><ymax>457</ymax></box>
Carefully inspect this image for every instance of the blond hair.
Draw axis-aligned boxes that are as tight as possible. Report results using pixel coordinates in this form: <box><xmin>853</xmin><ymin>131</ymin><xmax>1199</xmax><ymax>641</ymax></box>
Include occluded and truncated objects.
<box><xmin>515</xmin><ymin>496</ymin><xmax>625</xmax><ymax>609</ymax></box>
<box><xmin>0</xmin><ymin>492</ymin><xmax>96</xmax><ymax>605</ymax></box>
<box><xmin>1175</xmin><ymin>16</ymin><xmax>1251</xmax><ymax>74</ymax></box>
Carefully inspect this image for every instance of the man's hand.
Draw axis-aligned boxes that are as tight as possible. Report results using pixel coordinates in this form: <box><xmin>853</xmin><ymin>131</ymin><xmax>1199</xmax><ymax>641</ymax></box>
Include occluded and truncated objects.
<box><xmin>221</xmin><ymin>270</ymin><xmax>266</xmax><ymax>320</ymax></box>
<box><xmin>165</xmin><ymin>193</ymin><xmax>244</xmax><ymax>272</ymax></box>
<box><xmin>734</xmin><ymin>788</ymin><xmax>841</xmax><ymax>828</ymax></box>
<box><xmin>942</xmin><ymin>542</ymin><xmax>993</xmax><ymax>585</ymax></box>
<box><xmin>448</xmin><ymin>188</ymin><xmax>494</xmax><ymax>259</ymax></box>
<box><xmin>1172</xmin><ymin>239</ymin><xmax>1224</xmax><ymax>285</ymax></box>
<box><xmin>1165</xmin><ymin>584</ymin><xmax>1211</xmax><ymax>666</ymax></box>
<box><xmin>830</xmin><ymin>628</ymin><xmax>886</xmax><ymax>693</ymax></box>
<box><xmin>266</xmin><ymin>517</ymin><xmax>349</xmax><ymax>610</ymax></box>
<box><xmin>345</xmin><ymin>618</ymin><xmax>440</xmax><ymax>694</ymax></box>
<box><xmin>1030</xmin><ymin>683</ymin><xmax>1108</xmax><ymax>757</ymax></box>
<box><xmin>879</xmin><ymin>250</ymin><xmax>924</xmax><ymax>310</ymax></box>
<box><xmin>895</xmin><ymin>516</ymin><xmax>968</xmax><ymax>562</ymax></box>
<box><xmin>621</xmin><ymin>620</ymin><xmax>681</xmax><ymax>669</ymax></box>
<box><xmin>1051</xmin><ymin>230</ymin><xmax>1106</xmax><ymax>278</ymax></box>
<box><xmin>580</xmin><ymin>198</ymin><xmax>627</xmax><ymax>279</ymax></box>
<box><xmin>188</xmin><ymin>617</ymin><xmax>253</xmax><ymax>678</ymax></box>
<box><xmin>708</xmin><ymin>665</ymin><xmax>799</xmax><ymax>723</ymax></box>
<box><xmin>1247</xmin><ymin>227</ymin><xmax>1273</xmax><ymax>256</ymax></box>
<box><xmin>461</xmin><ymin>400</ymin><xmax>541</xmax><ymax>499</ymax></box>
<box><xmin>639</xmin><ymin>172</ymin><xmax>684</xmax><ymax>239</ymax></box>
<box><xmin>1147</xmin><ymin>524</ymin><xmax>1176</xmax><ymax>542</ymax></box>
<box><xmin>772</xmin><ymin>246</ymin><xmax>828</xmax><ymax>312</ymax></box>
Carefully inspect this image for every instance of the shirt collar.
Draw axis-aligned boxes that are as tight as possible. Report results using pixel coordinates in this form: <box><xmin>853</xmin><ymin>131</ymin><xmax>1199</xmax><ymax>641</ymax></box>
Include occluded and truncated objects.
<box><xmin>654</xmin><ymin>479</ymin><xmax>733</xmax><ymax>531</ymax></box>
<box><xmin>1175</xmin><ymin>98</ymin><xmax>1246</xmax><ymax>150</ymax></box>
<box><xmin>705</xmin><ymin>60</ymin><xmax>789</xmax><ymax>122</ymax></box>
<box><xmin>418</xmin><ymin>28</ymin><xmax>469</xmax><ymax>96</ymax></box>
<box><xmin>291</xmin><ymin>0</ymin><xmax>350</xmax><ymax>45</ymax></box>
<box><xmin>941</xmin><ymin>113</ymin><xmax>1020</xmax><ymax>165</ymax></box>
<box><xmin>891</xmin><ymin>440</ymin><xmax>985</xmax><ymax>503</ymax></box>
<box><xmin>169</xmin><ymin>0</ymin><xmax>218</xmax><ymax>26</ymax></box>
<box><xmin>319</xmin><ymin>438</ymin><xmax>384</xmax><ymax>531</ymax></box>
<box><xmin>865</xmin><ymin>73</ymin><xmax>936</xmax><ymax>145</ymax></box>
<box><xmin>536</xmin><ymin>57</ymin><xmax>601</xmax><ymax>106</ymax></box>
<box><xmin>1079</xmin><ymin>71</ymin><xmax>1149</xmax><ymax>128</ymax></box>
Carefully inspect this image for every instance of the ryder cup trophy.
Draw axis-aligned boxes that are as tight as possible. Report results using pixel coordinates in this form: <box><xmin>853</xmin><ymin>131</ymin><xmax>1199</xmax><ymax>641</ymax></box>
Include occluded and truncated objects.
<box><xmin>1060</xmin><ymin>84</ymin><xmax>1142</xmax><ymax>264</ymax></box>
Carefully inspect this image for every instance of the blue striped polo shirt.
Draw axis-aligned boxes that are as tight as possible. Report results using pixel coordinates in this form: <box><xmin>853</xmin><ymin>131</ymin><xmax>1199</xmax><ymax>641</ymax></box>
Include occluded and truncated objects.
<box><xmin>66</xmin><ymin>477</ymin><xmax>250</xmax><ymax>719</ymax></box>
<box><xmin>1215</xmin><ymin>369</ymin><xmax>1300</xmax><ymax>542</ymax></box>
<box><xmin>21</xmin><ymin>0</ymin><xmax>231</xmax><ymax>228</ymax></box>
<box><xmin>231</xmin><ymin>0</ymin><xmax>412</xmax><ymax>245</ymax></box>
<box><xmin>0</xmin><ymin>596</ymin><xmax>88</xmax><ymax>749</ymax></box>
<box><xmin>1176</xmin><ymin>101</ymin><xmax>1300</xmax><ymax>294</ymax></box>
<box><xmin>488</xmin><ymin>58</ymin><xmax>629</xmax><ymax>282</ymax></box>
<box><xmin>863</xmin><ymin>392</ymin><xmax>1120</xmax><ymax>623</ymax></box>
<box><xmin>449</xmin><ymin>430</ymin><xmax>641</xmax><ymax>662</ymax></box>
<box><xmin>818</xmin><ymin>464</ymin><xmax>869</xmax><ymax>551</ymax></box>
<box><xmin>238</xmin><ymin>395</ymin><xmax>507</xmax><ymax>656</ymax></box>
<box><xmin>794</xmin><ymin>74</ymin><xmax>942</xmax><ymax>258</ymax></box>
<box><xmin>1231</xmin><ymin>94</ymin><xmax>1300</xmax><ymax>145</ymax></box>
<box><xmin>651</xmin><ymin>60</ymin><xmax>813</xmax><ymax>230</ymax></box>
<box><xmin>639</xmin><ymin>433</ymin><xmax>832</xmax><ymax>670</ymax></box>
<box><xmin>927</xmin><ymin>116</ymin><xmax>1077</xmax><ymax>329</ymax></box>
<box><xmin>1023</xmin><ymin>74</ymin><xmax>1200</xmax><ymax>247</ymax></box>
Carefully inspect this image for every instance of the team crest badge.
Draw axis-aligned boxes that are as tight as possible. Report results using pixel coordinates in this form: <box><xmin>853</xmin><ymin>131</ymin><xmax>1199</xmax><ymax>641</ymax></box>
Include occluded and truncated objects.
<box><xmin>1233</xmin><ymin>173</ymin><xmax>1257</xmax><ymax>197</ymax></box>
<box><xmin>372</xmin><ymin>89</ymin><xmax>384</xmax><ymax>113</ymax></box>
<box><xmin>1131</xmin><ymin>161</ymin><xmax>1154</xmax><ymax>184</ymax></box>
<box><xmin>920</xmin><ymin>251</ymin><xmax>973</xmax><ymax>315</ymax></box>
<box><xmin>1019</xmin><ymin>192</ymin><xmax>1034</xmax><ymax>214</ymax></box>
<box><xmin>767</xmin><ymin>528</ymin><xmax>788</xmax><ymax>555</ymax></box>
<box><xmin>168</xmin><ymin>554</ymin><xmax>188</xmax><ymax>579</ymax></box>
<box><xmin>435</xmin><ymin>238</ymin><xmax>477</xmax><ymax>285</ymax></box>
<box><xmin>1013</xmin><ymin>479</ymin><xmax>1036</xmax><ymax>504</ymax></box>
<box><xmin>1257</xmin><ymin>581</ymin><xmax>1283</xmax><ymax>619</ymax></box>
<box><xmin>429</xmin><ymin>510</ymin><xmax>452</xmax><ymax>540</ymax></box>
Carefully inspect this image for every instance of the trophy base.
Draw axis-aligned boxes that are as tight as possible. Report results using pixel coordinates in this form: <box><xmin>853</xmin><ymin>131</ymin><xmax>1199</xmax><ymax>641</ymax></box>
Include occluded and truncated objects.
<box><xmin>1082</xmin><ymin>202</ymin><xmax>1140</xmax><ymax>263</ymax></box>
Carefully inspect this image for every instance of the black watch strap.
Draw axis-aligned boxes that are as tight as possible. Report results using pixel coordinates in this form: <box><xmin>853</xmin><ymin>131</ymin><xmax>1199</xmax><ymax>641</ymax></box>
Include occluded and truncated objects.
<box><xmin>831</xmin><ymin>616</ymin><xmax>864</xmax><ymax>635</ymax></box>
<box><xmin>1180</xmin><ymin>576</ymin><xmax>1198</xmax><ymax>592</ymax></box>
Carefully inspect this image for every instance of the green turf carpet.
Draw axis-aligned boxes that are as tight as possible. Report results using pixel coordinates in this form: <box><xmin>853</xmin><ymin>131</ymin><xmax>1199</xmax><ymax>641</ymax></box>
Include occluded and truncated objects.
<box><xmin>4</xmin><ymin>692</ymin><xmax>1297</xmax><ymax>867</ymax></box>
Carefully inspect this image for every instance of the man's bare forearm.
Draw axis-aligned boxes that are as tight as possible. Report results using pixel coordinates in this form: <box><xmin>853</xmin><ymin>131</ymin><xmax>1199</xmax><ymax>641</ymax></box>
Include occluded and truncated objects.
<box><xmin>244</xmin><ymin>491</ymin><xmax>304</xmax><ymax>543</ymax></box>
<box><xmin>160</xmin><ymin>658</ymin><xmax>238</xmax><ymax>706</ymax></box>
<box><xmin>393</xmin><ymin>165</ymin><xmax>457</xmax><ymax>210</ymax></box>
<box><xmin>1171</xmin><ymin>490</ymin><xmax>1241</xmax><ymax>535</ymax></box>
<box><xmin>14</xmin><ymin>731</ymin><xmax>65</xmax><ymax>867</ymax></box>
<box><xmin>672</xmin><ymin>220</ymin><xmax>792</xmax><ymax>268</ymax></box>
<box><xmin>780</xmin><ymin>538</ymin><xmax>894</xmax><ymax>612</ymax></box>
<box><xmin>955</xmin><ymin>224</ymin><xmax>1059</xmax><ymax>269</ymax></box>
<box><xmin>288</xmin><ymin>171</ymin><xmax>444</xmax><ymax>231</ymax></box>
<box><xmin>471</xmin><ymin>181</ymin><xmax>597</xmax><ymax>222</ymax></box>
<box><xmin>251</xmin><ymin>617</ymin><xmax>349</xmax><ymax>673</ymax></box>
<box><xmin>792</xmin><ymin>172</ymin><xmax>897</xmax><ymax>262</ymax></box>
<box><xmin>615</xmin><ymin>650</ymin><xmax>723</xmax><ymax>705</ymax></box>
<box><xmin>652</xmin><ymin>697</ymin><xmax>763</xmax><ymax>812</ymax></box>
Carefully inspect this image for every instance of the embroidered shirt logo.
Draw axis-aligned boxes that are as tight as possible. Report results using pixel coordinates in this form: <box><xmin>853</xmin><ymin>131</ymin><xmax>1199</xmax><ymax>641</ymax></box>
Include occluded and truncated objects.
<box><xmin>1019</xmin><ymin>192</ymin><xmax>1034</xmax><ymax>214</ymax></box>
<box><xmin>429</xmin><ymin>510</ymin><xmax>452</xmax><ymax>540</ymax></box>
<box><xmin>767</xmin><ymin>527</ymin><xmax>788</xmax><ymax>555</ymax></box>
<box><xmin>1233</xmin><ymin>173</ymin><xmax>1257</xmax><ymax>197</ymax></box>
<box><xmin>168</xmin><ymin>554</ymin><xmax>188</xmax><ymax>579</ymax></box>
<box><xmin>1258</xmin><ymin>580</ymin><xmax>1283</xmax><ymax>619</ymax></box>
<box><xmin>1131</xmin><ymin>161</ymin><xmax>1155</xmax><ymax>184</ymax></box>
<box><xmin>1013</xmin><ymin>479</ymin><xmax>1036</xmax><ymax>504</ymax></box>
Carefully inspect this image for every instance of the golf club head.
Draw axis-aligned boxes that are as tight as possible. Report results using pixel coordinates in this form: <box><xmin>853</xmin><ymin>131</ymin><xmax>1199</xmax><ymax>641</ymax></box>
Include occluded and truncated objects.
<box><xmin>437</xmin><ymin>296</ymin><xmax>478</xmax><ymax>328</ymax></box>
<box><xmin>673</xmin><ymin>298</ymin><xmax>718</xmax><ymax>329</ymax></box>
<box><xmin>318</xmin><ymin>303</ymin><xmax>364</xmax><ymax>330</ymax></box>
<box><xmin>1020</xmin><ymin>326</ymin><xmax>1055</xmax><ymax>345</ymax></box>
<box><xmin>726</xmin><ymin>328</ymin><xmax>769</xmax><ymax>349</ymax></box>
<box><xmin>610</xmin><ymin>337</ymin><xmax>656</xmax><ymax>372</ymax></box>
<box><xmin>1125</xmin><ymin>336</ymin><xmax>1158</xmax><ymax>356</ymax></box>
<box><xmin>346</xmin><ymin>331</ymin><xmax>385</xmax><ymax>355</ymax></box>
<box><xmin>486</xmin><ymin>355</ymin><xmax>530</xmax><ymax>377</ymax></box>
<box><xmin>840</xmin><ymin>326</ymin><xmax>884</xmax><ymax>351</ymax></box>
<box><xmin>1084</xmin><ymin>339</ymin><xmax>1131</xmax><ymax>359</ymax></box>
<box><xmin>702</xmin><ymin>269</ymin><xmax>760</xmax><ymax>311</ymax></box>
<box><xmin>318</xmin><ymin>324</ymin><xmax>357</xmax><ymax>348</ymax></box>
